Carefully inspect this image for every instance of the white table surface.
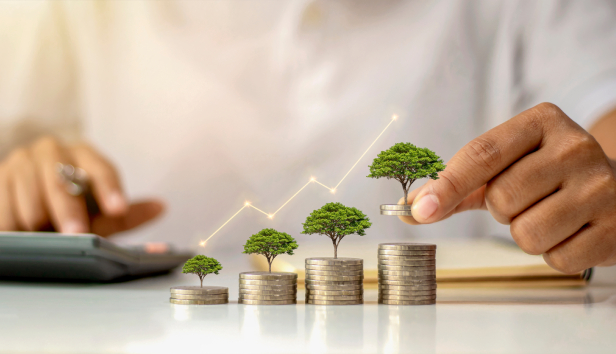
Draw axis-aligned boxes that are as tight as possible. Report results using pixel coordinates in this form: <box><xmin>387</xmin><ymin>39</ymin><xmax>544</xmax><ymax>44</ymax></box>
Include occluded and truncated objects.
<box><xmin>1</xmin><ymin>272</ymin><xmax>615</xmax><ymax>354</ymax></box>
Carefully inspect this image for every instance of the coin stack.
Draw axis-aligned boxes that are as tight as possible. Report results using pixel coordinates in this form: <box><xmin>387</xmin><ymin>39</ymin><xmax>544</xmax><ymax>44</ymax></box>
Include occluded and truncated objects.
<box><xmin>169</xmin><ymin>286</ymin><xmax>229</xmax><ymax>305</ymax></box>
<box><xmin>305</xmin><ymin>257</ymin><xmax>364</xmax><ymax>305</ymax></box>
<box><xmin>378</xmin><ymin>243</ymin><xmax>437</xmax><ymax>305</ymax></box>
<box><xmin>238</xmin><ymin>271</ymin><xmax>297</xmax><ymax>305</ymax></box>
<box><xmin>380</xmin><ymin>204</ymin><xmax>412</xmax><ymax>216</ymax></box>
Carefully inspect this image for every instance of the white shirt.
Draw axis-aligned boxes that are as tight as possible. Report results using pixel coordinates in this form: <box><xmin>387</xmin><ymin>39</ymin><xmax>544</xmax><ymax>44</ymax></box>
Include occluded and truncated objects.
<box><xmin>1</xmin><ymin>0</ymin><xmax>616</xmax><ymax>266</ymax></box>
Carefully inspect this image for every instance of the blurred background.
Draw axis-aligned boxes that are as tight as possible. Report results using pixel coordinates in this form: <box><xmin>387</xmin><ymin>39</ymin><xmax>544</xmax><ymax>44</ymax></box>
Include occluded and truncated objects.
<box><xmin>1</xmin><ymin>0</ymin><xmax>616</xmax><ymax>273</ymax></box>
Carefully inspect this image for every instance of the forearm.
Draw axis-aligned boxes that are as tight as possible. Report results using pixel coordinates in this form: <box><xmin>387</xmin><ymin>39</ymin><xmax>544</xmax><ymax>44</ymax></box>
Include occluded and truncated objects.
<box><xmin>589</xmin><ymin>107</ymin><xmax>616</xmax><ymax>159</ymax></box>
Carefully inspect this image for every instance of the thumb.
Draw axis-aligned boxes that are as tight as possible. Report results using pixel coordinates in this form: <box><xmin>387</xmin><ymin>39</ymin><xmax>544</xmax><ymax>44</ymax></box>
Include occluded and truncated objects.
<box><xmin>398</xmin><ymin>183</ymin><xmax>487</xmax><ymax>225</ymax></box>
<box><xmin>91</xmin><ymin>199</ymin><xmax>165</xmax><ymax>237</ymax></box>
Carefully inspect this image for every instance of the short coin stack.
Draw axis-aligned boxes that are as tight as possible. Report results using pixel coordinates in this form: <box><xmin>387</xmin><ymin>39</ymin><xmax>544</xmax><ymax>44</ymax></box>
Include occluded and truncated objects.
<box><xmin>380</xmin><ymin>204</ymin><xmax>413</xmax><ymax>216</ymax></box>
<box><xmin>238</xmin><ymin>271</ymin><xmax>297</xmax><ymax>305</ymax></box>
<box><xmin>378</xmin><ymin>243</ymin><xmax>437</xmax><ymax>305</ymax></box>
<box><xmin>170</xmin><ymin>286</ymin><xmax>229</xmax><ymax>305</ymax></box>
<box><xmin>305</xmin><ymin>257</ymin><xmax>363</xmax><ymax>305</ymax></box>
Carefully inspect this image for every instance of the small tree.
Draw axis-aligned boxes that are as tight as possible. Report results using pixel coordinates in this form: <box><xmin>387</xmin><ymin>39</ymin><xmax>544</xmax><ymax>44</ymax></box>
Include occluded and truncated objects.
<box><xmin>367</xmin><ymin>142</ymin><xmax>446</xmax><ymax>205</ymax></box>
<box><xmin>243</xmin><ymin>228</ymin><xmax>299</xmax><ymax>273</ymax></box>
<box><xmin>301</xmin><ymin>202</ymin><xmax>371</xmax><ymax>258</ymax></box>
<box><xmin>182</xmin><ymin>255</ymin><xmax>223</xmax><ymax>287</ymax></box>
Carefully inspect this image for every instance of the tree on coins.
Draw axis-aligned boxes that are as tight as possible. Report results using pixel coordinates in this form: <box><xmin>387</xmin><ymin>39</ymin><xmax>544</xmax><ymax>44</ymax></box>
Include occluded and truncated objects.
<box><xmin>182</xmin><ymin>255</ymin><xmax>223</xmax><ymax>288</ymax></box>
<box><xmin>243</xmin><ymin>228</ymin><xmax>299</xmax><ymax>273</ymax></box>
<box><xmin>367</xmin><ymin>142</ymin><xmax>446</xmax><ymax>205</ymax></box>
<box><xmin>301</xmin><ymin>202</ymin><xmax>371</xmax><ymax>259</ymax></box>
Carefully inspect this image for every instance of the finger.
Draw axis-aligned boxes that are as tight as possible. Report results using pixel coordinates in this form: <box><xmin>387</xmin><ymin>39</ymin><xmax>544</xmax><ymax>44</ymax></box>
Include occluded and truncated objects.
<box><xmin>70</xmin><ymin>144</ymin><xmax>127</xmax><ymax>216</ymax></box>
<box><xmin>31</xmin><ymin>137</ymin><xmax>89</xmax><ymax>233</ymax></box>
<box><xmin>0</xmin><ymin>165</ymin><xmax>18</xmax><ymax>231</ymax></box>
<box><xmin>8</xmin><ymin>149</ymin><xmax>48</xmax><ymax>231</ymax></box>
<box><xmin>411</xmin><ymin>103</ymin><xmax>571</xmax><ymax>223</ymax></box>
<box><xmin>91</xmin><ymin>200</ymin><xmax>164</xmax><ymax>237</ymax></box>
<box><xmin>399</xmin><ymin>185</ymin><xmax>486</xmax><ymax>225</ymax></box>
<box><xmin>543</xmin><ymin>222</ymin><xmax>616</xmax><ymax>274</ymax></box>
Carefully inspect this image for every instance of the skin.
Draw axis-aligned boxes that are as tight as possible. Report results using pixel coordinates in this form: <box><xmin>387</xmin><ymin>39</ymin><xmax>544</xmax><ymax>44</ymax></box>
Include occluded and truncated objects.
<box><xmin>400</xmin><ymin>103</ymin><xmax>616</xmax><ymax>274</ymax></box>
<box><xmin>0</xmin><ymin>136</ymin><xmax>163</xmax><ymax>236</ymax></box>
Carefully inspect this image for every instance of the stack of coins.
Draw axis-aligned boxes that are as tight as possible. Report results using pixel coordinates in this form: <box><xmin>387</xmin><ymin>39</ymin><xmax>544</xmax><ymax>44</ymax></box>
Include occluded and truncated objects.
<box><xmin>380</xmin><ymin>204</ymin><xmax>412</xmax><ymax>216</ymax></box>
<box><xmin>378</xmin><ymin>243</ymin><xmax>437</xmax><ymax>305</ymax></box>
<box><xmin>169</xmin><ymin>286</ymin><xmax>229</xmax><ymax>305</ymax></box>
<box><xmin>305</xmin><ymin>258</ymin><xmax>363</xmax><ymax>305</ymax></box>
<box><xmin>238</xmin><ymin>271</ymin><xmax>297</xmax><ymax>305</ymax></box>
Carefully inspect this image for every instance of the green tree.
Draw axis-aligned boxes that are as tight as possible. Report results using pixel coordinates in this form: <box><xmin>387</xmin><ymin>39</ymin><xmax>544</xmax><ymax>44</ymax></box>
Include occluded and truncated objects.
<box><xmin>367</xmin><ymin>142</ymin><xmax>446</xmax><ymax>205</ymax></box>
<box><xmin>243</xmin><ymin>228</ymin><xmax>299</xmax><ymax>273</ymax></box>
<box><xmin>301</xmin><ymin>202</ymin><xmax>372</xmax><ymax>258</ymax></box>
<box><xmin>182</xmin><ymin>255</ymin><xmax>223</xmax><ymax>287</ymax></box>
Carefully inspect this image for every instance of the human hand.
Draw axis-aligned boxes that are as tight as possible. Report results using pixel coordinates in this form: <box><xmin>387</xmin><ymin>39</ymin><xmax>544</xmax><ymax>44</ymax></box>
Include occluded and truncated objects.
<box><xmin>400</xmin><ymin>103</ymin><xmax>616</xmax><ymax>273</ymax></box>
<box><xmin>0</xmin><ymin>136</ymin><xmax>164</xmax><ymax>236</ymax></box>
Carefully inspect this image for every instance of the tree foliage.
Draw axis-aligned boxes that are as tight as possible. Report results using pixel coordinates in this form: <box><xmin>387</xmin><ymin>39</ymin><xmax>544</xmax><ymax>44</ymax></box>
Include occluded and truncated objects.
<box><xmin>301</xmin><ymin>202</ymin><xmax>371</xmax><ymax>258</ymax></box>
<box><xmin>243</xmin><ymin>228</ymin><xmax>298</xmax><ymax>272</ymax></box>
<box><xmin>182</xmin><ymin>255</ymin><xmax>223</xmax><ymax>287</ymax></box>
<box><xmin>367</xmin><ymin>142</ymin><xmax>446</xmax><ymax>204</ymax></box>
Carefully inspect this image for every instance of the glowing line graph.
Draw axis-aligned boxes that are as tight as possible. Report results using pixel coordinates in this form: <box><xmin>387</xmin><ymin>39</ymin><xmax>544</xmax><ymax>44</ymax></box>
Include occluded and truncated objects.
<box><xmin>199</xmin><ymin>114</ymin><xmax>398</xmax><ymax>247</ymax></box>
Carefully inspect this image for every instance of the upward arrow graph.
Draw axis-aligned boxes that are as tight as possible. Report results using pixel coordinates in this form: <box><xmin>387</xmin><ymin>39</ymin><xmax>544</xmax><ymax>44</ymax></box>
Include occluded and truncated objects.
<box><xmin>200</xmin><ymin>114</ymin><xmax>398</xmax><ymax>247</ymax></box>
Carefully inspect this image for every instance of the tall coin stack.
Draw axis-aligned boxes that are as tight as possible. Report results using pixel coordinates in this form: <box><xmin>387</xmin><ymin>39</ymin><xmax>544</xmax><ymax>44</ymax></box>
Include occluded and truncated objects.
<box><xmin>378</xmin><ymin>243</ymin><xmax>437</xmax><ymax>305</ymax></box>
<box><xmin>170</xmin><ymin>286</ymin><xmax>229</xmax><ymax>305</ymax></box>
<box><xmin>238</xmin><ymin>271</ymin><xmax>297</xmax><ymax>305</ymax></box>
<box><xmin>305</xmin><ymin>257</ymin><xmax>364</xmax><ymax>305</ymax></box>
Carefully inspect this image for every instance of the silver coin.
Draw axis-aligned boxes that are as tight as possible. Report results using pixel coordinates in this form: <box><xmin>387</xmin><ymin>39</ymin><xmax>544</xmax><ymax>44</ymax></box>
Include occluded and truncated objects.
<box><xmin>380</xmin><ymin>204</ymin><xmax>413</xmax><ymax>211</ymax></box>
<box><xmin>379</xmin><ymin>289</ymin><xmax>437</xmax><ymax>296</ymax></box>
<box><xmin>305</xmin><ymin>280</ymin><xmax>364</xmax><ymax>286</ymax></box>
<box><xmin>305</xmin><ymin>264</ymin><xmax>364</xmax><ymax>271</ymax></box>
<box><xmin>170</xmin><ymin>298</ymin><xmax>228</xmax><ymax>305</ymax></box>
<box><xmin>307</xmin><ymin>290</ymin><xmax>363</xmax><ymax>296</ymax></box>
<box><xmin>307</xmin><ymin>295</ymin><xmax>363</xmax><ymax>300</ymax></box>
<box><xmin>378</xmin><ymin>243</ymin><xmax>437</xmax><ymax>251</ymax></box>
<box><xmin>378</xmin><ymin>249</ymin><xmax>436</xmax><ymax>256</ymax></box>
<box><xmin>379</xmin><ymin>294</ymin><xmax>437</xmax><ymax>301</ymax></box>
<box><xmin>239</xmin><ymin>288</ymin><xmax>297</xmax><ymax>295</ymax></box>
<box><xmin>170</xmin><ymin>286</ymin><xmax>229</xmax><ymax>295</ymax></box>
<box><xmin>305</xmin><ymin>274</ymin><xmax>363</xmax><ymax>281</ymax></box>
<box><xmin>239</xmin><ymin>284</ymin><xmax>297</xmax><ymax>290</ymax></box>
<box><xmin>379</xmin><ymin>299</ymin><xmax>436</xmax><ymax>305</ymax></box>
<box><xmin>377</xmin><ymin>264</ymin><xmax>436</xmax><ymax>271</ymax></box>
<box><xmin>378</xmin><ymin>260</ymin><xmax>436</xmax><ymax>266</ymax></box>
<box><xmin>378</xmin><ymin>254</ymin><xmax>435</xmax><ymax>260</ymax></box>
<box><xmin>239</xmin><ymin>294</ymin><xmax>296</xmax><ymax>301</ymax></box>
<box><xmin>239</xmin><ymin>299</ymin><xmax>297</xmax><ymax>305</ymax></box>
<box><xmin>378</xmin><ymin>274</ymin><xmax>435</xmax><ymax>281</ymax></box>
<box><xmin>170</xmin><ymin>294</ymin><xmax>229</xmax><ymax>300</ymax></box>
<box><xmin>378</xmin><ymin>270</ymin><xmax>436</xmax><ymax>276</ymax></box>
<box><xmin>239</xmin><ymin>272</ymin><xmax>297</xmax><ymax>280</ymax></box>
<box><xmin>239</xmin><ymin>279</ymin><xmax>296</xmax><ymax>285</ymax></box>
<box><xmin>305</xmin><ymin>258</ymin><xmax>363</xmax><ymax>265</ymax></box>
<box><xmin>379</xmin><ymin>281</ymin><xmax>437</xmax><ymax>287</ymax></box>
<box><xmin>305</xmin><ymin>269</ymin><xmax>364</xmax><ymax>276</ymax></box>
<box><xmin>378</xmin><ymin>284</ymin><xmax>437</xmax><ymax>291</ymax></box>
<box><xmin>380</xmin><ymin>210</ymin><xmax>413</xmax><ymax>216</ymax></box>
<box><xmin>305</xmin><ymin>284</ymin><xmax>363</xmax><ymax>290</ymax></box>
<box><xmin>306</xmin><ymin>299</ymin><xmax>363</xmax><ymax>305</ymax></box>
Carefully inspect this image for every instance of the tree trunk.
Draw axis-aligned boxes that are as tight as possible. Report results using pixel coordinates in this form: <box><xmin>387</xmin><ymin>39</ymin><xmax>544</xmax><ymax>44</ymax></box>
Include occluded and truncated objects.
<box><xmin>333</xmin><ymin>242</ymin><xmax>338</xmax><ymax>259</ymax></box>
<box><xmin>402</xmin><ymin>182</ymin><xmax>409</xmax><ymax>205</ymax></box>
<box><xmin>200</xmin><ymin>276</ymin><xmax>204</xmax><ymax>288</ymax></box>
<box><xmin>268</xmin><ymin>260</ymin><xmax>272</xmax><ymax>273</ymax></box>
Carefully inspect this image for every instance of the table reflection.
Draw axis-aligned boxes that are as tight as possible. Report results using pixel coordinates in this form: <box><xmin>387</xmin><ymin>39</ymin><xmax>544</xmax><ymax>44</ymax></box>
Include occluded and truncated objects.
<box><xmin>306</xmin><ymin>305</ymin><xmax>364</xmax><ymax>352</ymax></box>
<box><xmin>239</xmin><ymin>304</ymin><xmax>298</xmax><ymax>340</ymax></box>
<box><xmin>377</xmin><ymin>305</ymin><xmax>436</xmax><ymax>354</ymax></box>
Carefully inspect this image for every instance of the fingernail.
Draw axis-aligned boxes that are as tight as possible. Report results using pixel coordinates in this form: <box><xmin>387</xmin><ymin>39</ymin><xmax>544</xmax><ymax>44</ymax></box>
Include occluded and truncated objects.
<box><xmin>62</xmin><ymin>220</ymin><xmax>87</xmax><ymax>234</ymax></box>
<box><xmin>412</xmin><ymin>194</ymin><xmax>439</xmax><ymax>221</ymax></box>
<box><xmin>107</xmin><ymin>192</ymin><xmax>127</xmax><ymax>213</ymax></box>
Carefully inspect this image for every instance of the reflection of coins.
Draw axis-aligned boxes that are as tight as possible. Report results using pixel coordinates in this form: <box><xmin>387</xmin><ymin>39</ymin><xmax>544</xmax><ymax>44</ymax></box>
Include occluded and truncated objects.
<box><xmin>239</xmin><ymin>299</ymin><xmax>296</xmax><ymax>305</ymax></box>
<box><xmin>378</xmin><ymin>299</ymin><xmax>435</xmax><ymax>305</ymax></box>
<box><xmin>239</xmin><ymin>294</ymin><xmax>296</xmax><ymax>301</ymax></box>
<box><xmin>306</xmin><ymin>258</ymin><xmax>363</xmax><ymax>266</ymax></box>
<box><xmin>170</xmin><ymin>286</ymin><xmax>229</xmax><ymax>295</ymax></box>
<box><xmin>378</xmin><ymin>243</ymin><xmax>437</xmax><ymax>251</ymax></box>
<box><xmin>239</xmin><ymin>272</ymin><xmax>297</xmax><ymax>280</ymax></box>
<box><xmin>170</xmin><ymin>298</ymin><xmax>228</xmax><ymax>305</ymax></box>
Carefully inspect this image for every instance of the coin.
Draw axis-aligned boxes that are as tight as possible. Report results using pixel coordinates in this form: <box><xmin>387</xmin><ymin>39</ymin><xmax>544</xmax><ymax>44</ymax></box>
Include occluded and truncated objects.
<box><xmin>239</xmin><ymin>299</ymin><xmax>297</xmax><ymax>305</ymax></box>
<box><xmin>306</xmin><ymin>284</ymin><xmax>363</xmax><ymax>290</ymax></box>
<box><xmin>305</xmin><ymin>280</ymin><xmax>364</xmax><ymax>286</ymax></box>
<box><xmin>238</xmin><ymin>284</ymin><xmax>296</xmax><ymax>290</ymax></box>
<box><xmin>379</xmin><ymin>204</ymin><xmax>413</xmax><ymax>211</ymax></box>
<box><xmin>306</xmin><ymin>300</ymin><xmax>363</xmax><ymax>305</ymax></box>
<box><xmin>239</xmin><ymin>272</ymin><xmax>297</xmax><ymax>280</ymax></box>
<box><xmin>307</xmin><ymin>295</ymin><xmax>363</xmax><ymax>300</ymax></box>
<box><xmin>378</xmin><ymin>274</ymin><xmax>435</xmax><ymax>281</ymax></box>
<box><xmin>170</xmin><ymin>294</ymin><xmax>229</xmax><ymax>300</ymax></box>
<box><xmin>170</xmin><ymin>286</ymin><xmax>229</xmax><ymax>295</ymax></box>
<box><xmin>307</xmin><ymin>289</ymin><xmax>363</xmax><ymax>296</ymax></box>
<box><xmin>239</xmin><ymin>294</ymin><xmax>296</xmax><ymax>301</ymax></box>
<box><xmin>378</xmin><ymin>270</ymin><xmax>436</xmax><ymax>276</ymax></box>
<box><xmin>378</xmin><ymin>243</ymin><xmax>437</xmax><ymax>251</ymax></box>
<box><xmin>379</xmin><ymin>279</ymin><xmax>436</xmax><ymax>285</ymax></box>
<box><xmin>378</xmin><ymin>284</ymin><xmax>437</xmax><ymax>291</ymax></box>
<box><xmin>378</xmin><ymin>249</ymin><xmax>436</xmax><ymax>256</ymax></box>
<box><xmin>239</xmin><ymin>279</ymin><xmax>296</xmax><ymax>285</ymax></box>
<box><xmin>239</xmin><ymin>288</ymin><xmax>297</xmax><ymax>295</ymax></box>
<box><xmin>380</xmin><ymin>210</ymin><xmax>413</xmax><ymax>216</ymax></box>
<box><xmin>305</xmin><ymin>258</ymin><xmax>363</xmax><ymax>265</ymax></box>
<box><xmin>170</xmin><ymin>298</ymin><xmax>228</xmax><ymax>305</ymax></box>
<box><xmin>378</xmin><ymin>299</ymin><xmax>436</xmax><ymax>305</ymax></box>
<box><xmin>378</xmin><ymin>254</ymin><xmax>435</xmax><ymax>261</ymax></box>
<box><xmin>379</xmin><ymin>294</ymin><xmax>437</xmax><ymax>301</ymax></box>
<box><xmin>377</xmin><ymin>264</ymin><xmax>436</xmax><ymax>271</ymax></box>
<box><xmin>379</xmin><ymin>289</ymin><xmax>436</xmax><ymax>296</ymax></box>
<box><xmin>305</xmin><ymin>274</ymin><xmax>363</xmax><ymax>281</ymax></box>
<box><xmin>378</xmin><ymin>260</ymin><xmax>436</xmax><ymax>266</ymax></box>
<box><xmin>305</xmin><ymin>264</ymin><xmax>364</xmax><ymax>271</ymax></box>
<box><xmin>305</xmin><ymin>269</ymin><xmax>364</xmax><ymax>276</ymax></box>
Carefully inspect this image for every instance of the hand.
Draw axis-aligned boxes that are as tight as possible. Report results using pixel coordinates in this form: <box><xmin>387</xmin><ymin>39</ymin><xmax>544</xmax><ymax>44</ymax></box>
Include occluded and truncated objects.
<box><xmin>400</xmin><ymin>103</ymin><xmax>616</xmax><ymax>274</ymax></box>
<box><xmin>0</xmin><ymin>136</ymin><xmax>164</xmax><ymax>236</ymax></box>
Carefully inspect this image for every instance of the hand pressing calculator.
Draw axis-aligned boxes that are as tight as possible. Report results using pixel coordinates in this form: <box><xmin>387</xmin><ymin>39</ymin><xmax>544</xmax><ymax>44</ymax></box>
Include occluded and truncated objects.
<box><xmin>0</xmin><ymin>232</ymin><xmax>193</xmax><ymax>281</ymax></box>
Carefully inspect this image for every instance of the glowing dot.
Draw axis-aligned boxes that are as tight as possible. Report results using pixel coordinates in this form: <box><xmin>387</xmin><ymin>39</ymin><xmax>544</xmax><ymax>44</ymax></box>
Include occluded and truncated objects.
<box><xmin>310</xmin><ymin>177</ymin><xmax>315</xmax><ymax>182</ymax></box>
<box><xmin>199</xmin><ymin>241</ymin><xmax>206</xmax><ymax>247</ymax></box>
<box><xmin>330</xmin><ymin>189</ymin><xmax>336</xmax><ymax>194</ymax></box>
<box><xmin>268</xmin><ymin>214</ymin><xmax>274</xmax><ymax>219</ymax></box>
<box><xmin>392</xmin><ymin>114</ymin><xmax>398</xmax><ymax>120</ymax></box>
<box><xmin>245</xmin><ymin>202</ymin><xmax>250</xmax><ymax>206</ymax></box>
